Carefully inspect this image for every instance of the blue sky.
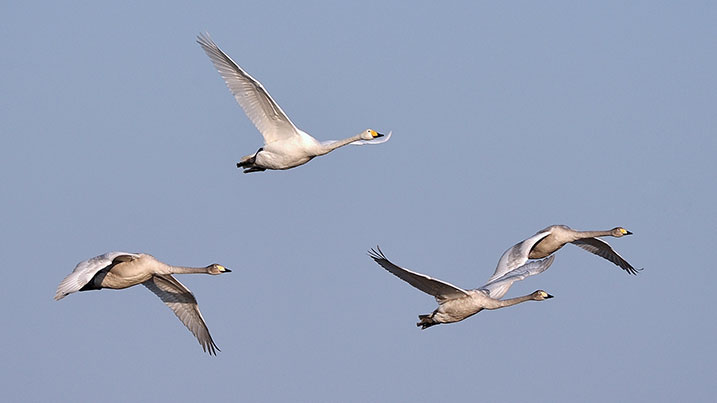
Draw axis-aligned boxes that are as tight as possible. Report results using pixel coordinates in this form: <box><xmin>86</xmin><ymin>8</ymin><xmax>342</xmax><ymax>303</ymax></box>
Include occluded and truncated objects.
<box><xmin>2</xmin><ymin>1</ymin><xmax>715</xmax><ymax>402</ymax></box>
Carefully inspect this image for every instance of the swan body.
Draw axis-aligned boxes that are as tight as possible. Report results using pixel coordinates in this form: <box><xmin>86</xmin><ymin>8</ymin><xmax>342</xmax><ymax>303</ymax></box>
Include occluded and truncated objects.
<box><xmin>55</xmin><ymin>252</ymin><xmax>231</xmax><ymax>355</ymax></box>
<box><xmin>368</xmin><ymin>247</ymin><xmax>555</xmax><ymax>329</ymax></box>
<box><xmin>197</xmin><ymin>33</ymin><xmax>391</xmax><ymax>173</ymax></box>
<box><xmin>489</xmin><ymin>225</ymin><xmax>639</xmax><ymax>283</ymax></box>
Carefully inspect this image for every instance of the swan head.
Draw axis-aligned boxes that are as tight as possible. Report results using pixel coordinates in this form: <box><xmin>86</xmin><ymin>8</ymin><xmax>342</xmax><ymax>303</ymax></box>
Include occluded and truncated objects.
<box><xmin>612</xmin><ymin>227</ymin><xmax>633</xmax><ymax>237</ymax></box>
<box><xmin>362</xmin><ymin>129</ymin><xmax>385</xmax><ymax>140</ymax></box>
<box><xmin>532</xmin><ymin>290</ymin><xmax>554</xmax><ymax>301</ymax></box>
<box><xmin>206</xmin><ymin>264</ymin><xmax>231</xmax><ymax>274</ymax></box>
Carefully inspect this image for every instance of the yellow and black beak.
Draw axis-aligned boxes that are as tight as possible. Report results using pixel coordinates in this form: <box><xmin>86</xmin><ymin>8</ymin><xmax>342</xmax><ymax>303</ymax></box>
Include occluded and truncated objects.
<box><xmin>545</xmin><ymin>293</ymin><xmax>554</xmax><ymax>299</ymax></box>
<box><xmin>374</xmin><ymin>131</ymin><xmax>385</xmax><ymax>138</ymax></box>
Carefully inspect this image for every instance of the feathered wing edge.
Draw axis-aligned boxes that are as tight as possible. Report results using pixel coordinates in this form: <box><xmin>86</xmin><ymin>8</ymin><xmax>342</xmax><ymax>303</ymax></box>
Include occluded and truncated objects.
<box><xmin>487</xmin><ymin>230</ymin><xmax>553</xmax><ymax>283</ymax></box>
<box><xmin>142</xmin><ymin>274</ymin><xmax>220</xmax><ymax>355</ymax></box>
<box><xmin>54</xmin><ymin>252</ymin><xmax>139</xmax><ymax>300</ymax></box>
<box><xmin>368</xmin><ymin>246</ymin><xmax>470</xmax><ymax>302</ymax></box>
<box><xmin>571</xmin><ymin>238</ymin><xmax>641</xmax><ymax>275</ymax></box>
<box><xmin>196</xmin><ymin>32</ymin><xmax>301</xmax><ymax>144</ymax></box>
<box><xmin>479</xmin><ymin>255</ymin><xmax>556</xmax><ymax>299</ymax></box>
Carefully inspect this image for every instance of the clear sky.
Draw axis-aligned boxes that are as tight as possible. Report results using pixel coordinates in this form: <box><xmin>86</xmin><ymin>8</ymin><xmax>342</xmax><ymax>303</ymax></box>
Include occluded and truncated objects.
<box><xmin>2</xmin><ymin>1</ymin><xmax>715</xmax><ymax>402</ymax></box>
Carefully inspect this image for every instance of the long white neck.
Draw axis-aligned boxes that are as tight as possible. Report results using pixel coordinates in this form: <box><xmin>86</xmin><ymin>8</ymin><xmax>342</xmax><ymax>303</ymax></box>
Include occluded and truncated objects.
<box><xmin>574</xmin><ymin>230</ymin><xmax>614</xmax><ymax>239</ymax></box>
<box><xmin>483</xmin><ymin>293</ymin><xmax>535</xmax><ymax>310</ymax></box>
<box><xmin>160</xmin><ymin>265</ymin><xmax>211</xmax><ymax>275</ymax></box>
<box><xmin>318</xmin><ymin>132</ymin><xmax>366</xmax><ymax>154</ymax></box>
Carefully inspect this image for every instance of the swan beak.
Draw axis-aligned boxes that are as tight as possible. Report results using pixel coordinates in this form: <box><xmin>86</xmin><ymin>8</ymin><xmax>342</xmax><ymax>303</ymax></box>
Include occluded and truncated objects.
<box><xmin>375</xmin><ymin>132</ymin><xmax>385</xmax><ymax>138</ymax></box>
<box><xmin>545</xmin><ymin>293</ymin><xmax>554</xmax><ymax>299</ymax></box>
<box><xmin>218</xmin><ymin>265</ymin><xmax>231</xmax><ymax>273</ymax></box>
<box><xmin>625</xmin><ymin>230</ymin><xmax>633</xmax><ymax>235</ymax></box>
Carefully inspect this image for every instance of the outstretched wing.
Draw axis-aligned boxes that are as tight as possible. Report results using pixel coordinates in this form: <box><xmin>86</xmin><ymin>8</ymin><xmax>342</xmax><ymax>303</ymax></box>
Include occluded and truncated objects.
<box><xmin>142</xmin><ymin>274</ymin><xmax>220</xmax><ymax>355</ymax></box>
<box><xmin>55</xmin><ymin>252</ymin><xmax>139</xmax><ymax>300</ymax></box>
<box><xmin>571</xmin><ymin>238</ymin><xmax>640</xmax><ymax>275</ymax></box>
<box><xmin>368</xmin><ymin>247</ymin><xmax>470</xmax><ymax>302</ymax></box>
<box><xmin>480</xmin><ymin>255</ymin><xmax>555</xmax><ymax>299</ymax></box>
<box><xmin>487</xmin><ymin>230</ymin><xmax>553</xmax><ymax>283</ymax></box>
<box><xmin>197</xmin><ymin>33</ymin><xmax>301</xmax><ymax>144</ymax></box>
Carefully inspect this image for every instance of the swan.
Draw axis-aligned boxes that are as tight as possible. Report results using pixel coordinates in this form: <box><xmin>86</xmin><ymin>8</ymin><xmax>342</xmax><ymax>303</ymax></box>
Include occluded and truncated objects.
<box><xmin>488</xmin><ymin>225</ymin><xmax>639</xmax><ymax>284</ymax></box>
<box><xmin>368</xmin><ymin>247</ymin><xmax>555</xmax><ymax>329</ymax></box>
<box><xmin>55</xmin><ymin>252</ymin><xmax>231</xmax><ymax>355</ymax></box>
<box><xmin>196</xmin><ymin>33</ymin><xmax>391</xmax><ymax>173</ymax></box>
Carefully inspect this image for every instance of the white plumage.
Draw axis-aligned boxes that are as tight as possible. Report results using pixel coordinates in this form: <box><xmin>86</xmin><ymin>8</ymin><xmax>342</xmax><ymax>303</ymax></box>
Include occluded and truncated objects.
<box><xmin>197</xmin><ymin>33</ymin><xmax>391</xmax><ymax>173</ymax></box>
<box><xmin>489</xmin><ymin>225</ymin><xmax>640</xmax><ymax>283</ymax></box>
<box><xmin>369</xmin><ymin>247</ymin><xmax>555</xmax><ymax>329</ymax></box>
<box><xmin>55</xmin><ymin>252</ymin><xmax>230</xmax><ymax>355</ymax></box>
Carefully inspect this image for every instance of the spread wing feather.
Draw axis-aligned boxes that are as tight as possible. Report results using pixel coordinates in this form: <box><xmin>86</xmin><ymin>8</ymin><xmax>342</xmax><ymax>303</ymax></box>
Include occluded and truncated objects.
<box><xmin>480</xmin><ymin>255</ymin><xmax>555</xmax><ymax>299</ymax></box>
<box><xmin>54</xmin><ymin>252</ymin><xmax>140</xmax><ymax>300</ymax></box>
<box><xmin>197</xmin><ymin>33</ymin><xmax>300</xmax><ymax>144</ymax></box>
<box><xmin>488</xmin><ymin>230</ymin><xmax>553</xmax><ymax>283</ymax></box>
<box><xmin>368</xmin><ymin>247</ymin><xmax>470</xmax><ymax>302</ymax></box>
<box><xmin>571</xmin><ymin>238</ymin><xmax>640</xmax><ymax>275</ymax></box>
<box><xmin>142</xmin><ymin>274</ymin><xmax>220</xmax><ymax>355</ymax></box>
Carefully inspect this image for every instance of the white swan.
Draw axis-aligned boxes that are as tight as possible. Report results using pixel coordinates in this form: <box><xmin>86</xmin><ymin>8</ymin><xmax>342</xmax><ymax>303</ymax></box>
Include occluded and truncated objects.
<box><xmin>197</xmin><ymin>33</ymin><xmax>391</xmax><ymax>173</ymax></box>
<box><xmin>368</xmin><ymin>247</ymin><xmax>555</xmax><ymax>329</ymax></box>
<box><xmin>55</xmin><ymin>252</ymin><xmax>231</xmax><ymax>355</ymax></box>
<box><xmin>488</xmin><ymin>225</ymin><xmax>640</xmax><ymax>284</ymax></box>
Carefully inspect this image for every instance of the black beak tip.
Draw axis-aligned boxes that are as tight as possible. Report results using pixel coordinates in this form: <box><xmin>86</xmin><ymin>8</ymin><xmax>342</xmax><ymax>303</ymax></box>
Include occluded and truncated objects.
<box><xmin>376</xmin><ymin>132</ymin><xmax>385</xmax><ymax>137</ymax></box>
<box><xmin>626</xmin><ymin>231</ymin><xmax>633</xmax><ymax>235</ymax></box>
<box><xmin>546</xmin><ymin>294</ymin><xmax>554</xmax><ymax>299</ymax></box>
<box><xmin>223</xmin><ymin>268</ymin><xmax>232</xmax><ymax>273</ymax></box>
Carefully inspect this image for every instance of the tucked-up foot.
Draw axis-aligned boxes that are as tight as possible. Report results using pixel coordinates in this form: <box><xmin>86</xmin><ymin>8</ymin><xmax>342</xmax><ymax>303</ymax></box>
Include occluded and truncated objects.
<box><xmin>417</xmin><ymin>314</ymin><xmax>438</xmax><ymax>329</ymax></box>
<box><xmin>243</xmin><ymin>167</ymin><xmax>266</xmax><ymax>173</ymax></box>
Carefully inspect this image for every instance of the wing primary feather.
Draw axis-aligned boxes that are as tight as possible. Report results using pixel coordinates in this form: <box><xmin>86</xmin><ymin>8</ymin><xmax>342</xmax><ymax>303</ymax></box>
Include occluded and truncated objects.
<box><xmin>54</xmin><ymin>252</ymin><xmax>139</xmax><ymax>300</ymax></box>
<box><xmin>480</xmin><ymin>255</ymin><xmax>555</xmax><ymax>299</ymax></box>
<box><xmin>196</xmin><ymin>33</ymin><xmax>300</xmax><ymax>144</ymax></box>
<box><xmin>570</xmin><ymin>238</ymin><xmax>641</xmax><ymax>275</ymax></box>
<box><xmin>368</xmin><ymin>246</ymin><xmax>469</xmax><ymax>300</ymax></box>
<box><xmin>142</xmin><ymin>274</ymin><xmax>220</xmax><ymax>355</ymax></box>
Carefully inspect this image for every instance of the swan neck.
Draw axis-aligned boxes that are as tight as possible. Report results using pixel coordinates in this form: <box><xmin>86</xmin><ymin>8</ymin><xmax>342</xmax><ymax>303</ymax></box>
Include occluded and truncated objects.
<box><xmin>163</xmin><ymin>265</ymin><xmax>209</xmax><ymax>275</ymax></box>
<box><xmin>575</xmin><ymin>230</ymin><xmax>613</xmax><ymax>238</ymax></box>
<box><xmin>486</xmin><ymin>294</ymin><xmax>534</xmax><ymax>309</ymax></box>
<box><xmin>321</xmin><ymin>133</ymin><xmax>365</xmax><ymax>152</ymax></box>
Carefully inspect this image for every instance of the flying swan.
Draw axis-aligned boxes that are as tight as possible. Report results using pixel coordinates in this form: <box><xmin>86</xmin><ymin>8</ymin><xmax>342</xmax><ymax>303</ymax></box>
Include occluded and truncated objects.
<box><xmin>55</xmin><ymin>252</ymin><xmax>231</xmax><ymax>355</ymax></box>
<box><xmin>197</xmin><ymin>33</ymin><xmax>391</xmax><ymax>173</ymax></box>
<box><xmin>488</xmin><ymin>225</ymin><xmax>640</xmax><ymax>284</ymax></box>
<box><xmin>368</xmin><ymin>247</ymin><xmax>555</xmax><ymax>329</ymax></box>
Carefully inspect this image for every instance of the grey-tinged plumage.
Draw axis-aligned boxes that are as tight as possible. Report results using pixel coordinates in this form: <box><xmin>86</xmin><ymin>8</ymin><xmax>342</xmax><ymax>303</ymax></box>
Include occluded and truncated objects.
<box><xmin>488</xmin><ymin>225</ymin><xmax>640</xmax><ymax>283</ymax></box>
<box><xmin>368</xmin><ymin>247</ymin><xmax>555</xmax><ymax>329</ymax></box>
<box><xmin>196</xmin><ymin>33</ymin><xmax>391</xmax><ymax>173</ymax></box>
<box><xmin>55</xmin><ymin>252</ymin><xmax>231</xmax><ymax>355</ymax></box>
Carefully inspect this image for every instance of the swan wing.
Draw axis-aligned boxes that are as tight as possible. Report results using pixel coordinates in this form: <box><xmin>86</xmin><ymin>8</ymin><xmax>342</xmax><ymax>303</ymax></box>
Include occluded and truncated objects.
<box><xmin>571</xmin><ymin>238</ymin><xmax>640</xmax><ymax>275</ymax></box>
<box><xmin>197</xmin><ymin>33</ymin><xmax>301</xmax><ymax>144</ymax></box>
<box><xmin>350</xmin><ymin>130</ymin><xmax>393</xmax><ymax>145</ymax></box>
<box><xmin>142</xmin><ymin>274</ymin><xmax>219</xmax><ymax>355</ymax></box>
<box><xmin>368</xmin><ymin>247</ymin><xmax>470</xmax><ymax>302</ymax></box>
<box><xmin>480</xmin><ymin>255</ymin><xmax>555</xmax><ymax>299</ymax></box>
<box><xmin>54</xmin><ymin>252</ymin><xmax>140</xmax><ymax>300</ymax></box>
<box><xmin>487</xmin><ymin>230</ymin><xmax>553</xmax><ymax>283</ymax></box>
